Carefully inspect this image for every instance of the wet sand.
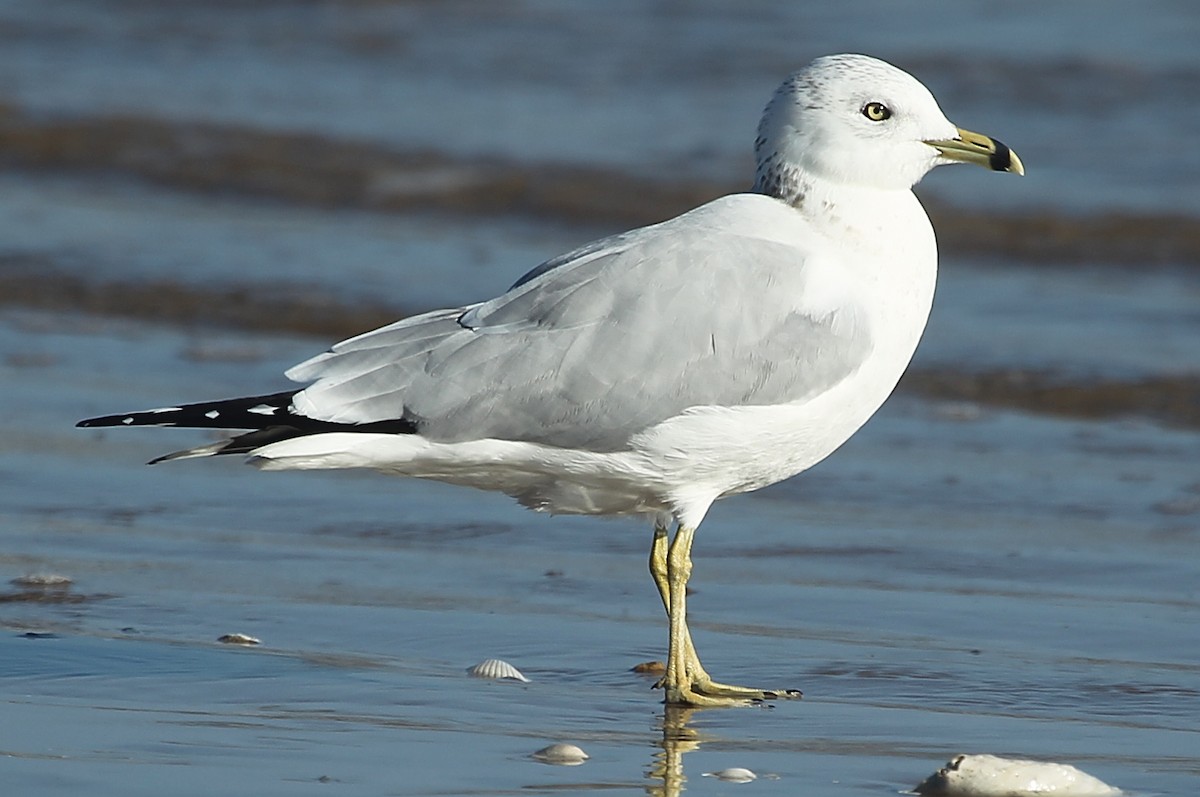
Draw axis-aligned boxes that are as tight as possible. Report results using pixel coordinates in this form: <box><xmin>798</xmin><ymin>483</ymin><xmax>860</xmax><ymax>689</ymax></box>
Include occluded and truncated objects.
<box><xmin>3</xmin><ymin>105</ymin><xmax>1200</xmax><ymax>267</ymax></box>
<box><xmin>2</xmin><ymin>309</ymin><xmax>1198</xmax><ymax>795</ymax></box>
<box><xmin>3</xmin><ymin>251</ymin><xmax>1198</xmax><ymax>429</ymax></box>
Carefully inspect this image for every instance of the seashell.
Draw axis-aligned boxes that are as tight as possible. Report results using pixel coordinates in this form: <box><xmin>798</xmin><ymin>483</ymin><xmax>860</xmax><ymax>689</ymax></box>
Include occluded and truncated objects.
<box><xmin>631</xmin><ymin>660</ymin><xmax>666</xmax><ymax>675</ymax></box>
<box><xmin>913</xmin><ymin>754</ymin><xmax>1121</xmax><ymax>797</ymax></box>
<box><xmin>467</xmin><ymin>658</ymin><xmax>530</xmax><ymax>682</ymax></box>
<box><xmin>703</xmin><ymin>768</ymin><xmax>757</xmax><ymax>783</ymax></box>
<box><xmin>531</xmin><ymin>743</ymin><xmax>589</xmax><ymax>765</ymax></box>
<box><xmin>10</xmin><ymin>573</ymin><xmax>73</xmax><ymax>589</ymax></box>
<box><xmin>217</xmin><ymin>633</ymin><xmax>261</xmax><ymax>645</ymax></box>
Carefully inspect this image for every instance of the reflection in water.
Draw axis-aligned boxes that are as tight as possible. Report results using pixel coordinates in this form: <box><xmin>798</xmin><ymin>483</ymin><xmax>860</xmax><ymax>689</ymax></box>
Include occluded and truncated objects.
<box><xmin>646</xmin><ymin>705</ymin><xmax>703</xmax><ymax>797</ymax></box>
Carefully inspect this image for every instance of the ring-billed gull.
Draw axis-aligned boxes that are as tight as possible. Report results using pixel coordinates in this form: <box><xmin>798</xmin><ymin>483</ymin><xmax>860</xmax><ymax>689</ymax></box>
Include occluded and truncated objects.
<box><xmin>78</xmin><ymin>54</ymin><xmax>1022</xmax><ymax>707</ymax></box>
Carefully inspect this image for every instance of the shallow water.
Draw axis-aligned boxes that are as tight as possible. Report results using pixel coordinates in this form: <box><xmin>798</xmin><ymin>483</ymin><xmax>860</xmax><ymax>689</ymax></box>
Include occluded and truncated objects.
<box><xmin>2</xmin><ymin>310</ymin><xmax>1197</xmax><ymax>795</ymax></box>
<box><xmin>4</xmin><ymin>0</ymin><xmax>1200</xmax><ymax>214</ymax></box>
<box><xmin>1</xmin><ymin>2</ymin><xmax>1198</xmax><ymax>795</ymax></box>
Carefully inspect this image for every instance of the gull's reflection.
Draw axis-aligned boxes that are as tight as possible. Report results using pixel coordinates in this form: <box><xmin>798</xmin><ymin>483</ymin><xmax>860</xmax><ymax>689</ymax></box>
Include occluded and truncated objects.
<box><xmin>645</xmin><ymin>705</ymin><xmax>703</xmax><ymax>797</ymax></box>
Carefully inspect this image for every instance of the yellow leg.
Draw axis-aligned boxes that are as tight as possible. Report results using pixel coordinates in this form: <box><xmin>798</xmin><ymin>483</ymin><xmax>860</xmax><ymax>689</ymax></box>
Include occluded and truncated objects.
<box><xmin>649</xmin><ymin>523</ymin><xmax>708</xmax><ymax>681</ymax></box>
<box><xmin>649</xmin><ymin>521</ymin><xmax>803</xmax><ymax>707</ymax></box>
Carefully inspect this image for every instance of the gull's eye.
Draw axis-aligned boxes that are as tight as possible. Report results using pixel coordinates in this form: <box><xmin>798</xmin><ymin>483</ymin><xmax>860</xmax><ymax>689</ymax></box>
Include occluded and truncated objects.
<box><xmin>862</xmin><ymin>102</ymin><xmax>891</xmax><ymax>122</ymax></box>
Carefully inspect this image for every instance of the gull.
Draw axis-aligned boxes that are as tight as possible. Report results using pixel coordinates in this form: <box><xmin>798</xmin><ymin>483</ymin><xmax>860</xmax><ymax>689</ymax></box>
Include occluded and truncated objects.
<box><xmin>78</xmin><ymin>54</ymin><xmax>1022</xmax><ymax>707</ymax></box>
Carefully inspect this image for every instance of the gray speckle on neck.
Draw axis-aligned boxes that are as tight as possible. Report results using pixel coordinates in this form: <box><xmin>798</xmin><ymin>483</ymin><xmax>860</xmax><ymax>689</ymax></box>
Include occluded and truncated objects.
<box><xmin>753</xmin><ymin>157</ymin><xmax>807</xmax><ymax>208</ymax></box>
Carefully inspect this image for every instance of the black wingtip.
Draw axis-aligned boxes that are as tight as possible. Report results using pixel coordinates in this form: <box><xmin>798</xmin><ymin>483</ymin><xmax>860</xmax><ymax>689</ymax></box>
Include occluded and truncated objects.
<box><xmin>76</xmin><ymin>411</ymin><xmax>184</xmax><ymax>429</ymax></box>
<box><xmin>77</xmin><ymin>393</ymin><xmax>419</xmax><ymax>438</ymax></box>
<box><xmin>74</xmin><ymin>392</ymin><xmax>302</xmax><ymax>432</ymax></box>
<box><xmin>77</xmin><ymin>415</ymin><xmax>129</xmax><ymax>429</ymax></box>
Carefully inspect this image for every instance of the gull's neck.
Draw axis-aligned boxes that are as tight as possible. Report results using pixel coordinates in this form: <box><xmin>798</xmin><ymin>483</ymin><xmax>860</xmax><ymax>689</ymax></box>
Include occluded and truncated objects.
<box><xmin>753</xmin><ymin>157</ymin><xmax>810</xmax><ymax>207</ymax></box>
<box><xmin>752</xmin><ymin>156</ymin><xmax>938</xmax><ymax>334</ymax></box>
<box><xmin>753</xmin><ymin>160</ymin><xmax>920</xmax><ymax>246</ymax></box>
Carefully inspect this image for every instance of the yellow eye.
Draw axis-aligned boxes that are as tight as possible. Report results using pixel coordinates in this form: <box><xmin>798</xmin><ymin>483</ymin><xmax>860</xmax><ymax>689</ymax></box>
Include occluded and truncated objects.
<box><xmin>862</xmin><ymin>102</ymin><xmax>891</xmax><ymax>122</ymax></box>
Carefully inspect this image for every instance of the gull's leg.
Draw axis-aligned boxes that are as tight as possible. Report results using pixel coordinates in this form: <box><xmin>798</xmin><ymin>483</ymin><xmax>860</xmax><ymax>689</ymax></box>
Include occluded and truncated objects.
<box><xmin>661</xmin><ymin>525</ymin><xmax>764</xmax><ymax>706</ymax></box>
<box><xmin>649</xmin><ymin>521</ymin><xmax>712</xmax><ymax>685</ymax></box>
<box><xmin>655</xmin><ymin>522</ymin><xmax>803</xmax><ymax>706</ymax></box>
<box><xmin>661</xmin><ymin>523</ymin><xmax>709</xmax><ymax>705</ymax></box>
<box><xmin>649</xmin><ymin>521</ymin><xmax>671</xmax><ymax>613</ymax></box>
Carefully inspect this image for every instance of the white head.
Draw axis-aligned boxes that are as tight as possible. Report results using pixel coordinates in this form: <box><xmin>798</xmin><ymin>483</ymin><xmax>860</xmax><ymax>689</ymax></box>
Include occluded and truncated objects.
<box><xmin>754</xmin><ymin>54</ymin><xmax>1021</xmax><ymax>200</ymax></box>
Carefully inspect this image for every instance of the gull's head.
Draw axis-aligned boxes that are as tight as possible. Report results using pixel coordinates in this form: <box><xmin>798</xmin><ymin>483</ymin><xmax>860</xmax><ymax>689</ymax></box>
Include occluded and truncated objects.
<box><xmin>755</xmin><ymin>54</ymin><xmax>1022</xmax><ymax>198</ymax></box>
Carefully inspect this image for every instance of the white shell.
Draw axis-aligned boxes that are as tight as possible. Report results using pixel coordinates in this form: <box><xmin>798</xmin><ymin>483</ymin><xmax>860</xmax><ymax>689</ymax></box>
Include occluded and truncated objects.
<box><xmin>703</xmin><ymin>767</ymin><xmax>757</xmax><ymax>783</ymax></box>
<box><xmin>531</xmin><ymin>743</ymin><xmax>589</xmax><ymax>765</ymax></box>
<box><xmin>466</xmin><ymin>658</ymin><xmax>530</xmax><ymax>682</ymax></box>
<box><xmin>11</xmin><ymin>573</ymin><xmax>73</xmax><ymax>588</ymax></box>
<box><xmin>914</xmin><ymin>754</ymin><xmax>1121</xmax><ymax>796</ymax></box>
<box><xmin>216</xmin><ymin>633</ymin><xmax>261</xmax><ymax>645</ymax></box>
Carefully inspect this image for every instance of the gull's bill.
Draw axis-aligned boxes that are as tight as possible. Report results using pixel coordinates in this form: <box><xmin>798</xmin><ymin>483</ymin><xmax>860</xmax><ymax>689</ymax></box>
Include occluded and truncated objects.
<box><xmin>927</xmin><ymin>127</ymin><xmax>1025</xmax><ymax>175</ymax></box>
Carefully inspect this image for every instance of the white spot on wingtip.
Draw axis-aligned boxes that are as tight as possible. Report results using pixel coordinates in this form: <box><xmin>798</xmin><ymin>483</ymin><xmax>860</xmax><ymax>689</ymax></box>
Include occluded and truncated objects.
<box><xmin>205</xmin><ymin>410</ymin><xmax>220</xmax><ymax>419</ymax></box>
<box><xmin>247</xmin><ymin>404</ymin><xmax>278</xmax><ymax>416</ymax></box>
<box><xmin>121</xmin><ymin>417</ymin><xmax>134</xmax><ymax>425</ymax></box>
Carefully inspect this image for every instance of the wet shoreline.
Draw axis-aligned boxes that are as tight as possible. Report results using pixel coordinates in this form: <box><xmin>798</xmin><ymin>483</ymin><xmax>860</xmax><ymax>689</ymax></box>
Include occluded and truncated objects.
<box><xmin>3</xmin><ymin>105</ymin><xmax>1200</xmax><ymax>268</ymax></box>
<box><xmin>4</xmin><ymin>260</ymin><xmax>1196</xmax><ymax>431</ymax></box>
<box><xmin>3</xmin><ymin>107</ymin><xmax>1197</xmax><ymax>432</ymax></box>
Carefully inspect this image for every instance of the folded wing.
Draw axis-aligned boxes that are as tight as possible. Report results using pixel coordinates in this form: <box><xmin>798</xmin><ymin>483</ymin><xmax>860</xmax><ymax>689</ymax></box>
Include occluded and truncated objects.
<box><xmin>289</xmin><ymin>196</ymin><xmax>874</xmax><ymax>452</ymax></box>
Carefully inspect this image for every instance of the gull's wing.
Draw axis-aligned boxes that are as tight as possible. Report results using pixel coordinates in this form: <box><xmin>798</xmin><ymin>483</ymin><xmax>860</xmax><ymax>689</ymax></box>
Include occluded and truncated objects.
<box><xmin>289</xmin><ymin>195</ymin><xmax>874</xmax><ymax>452</ymax></box>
